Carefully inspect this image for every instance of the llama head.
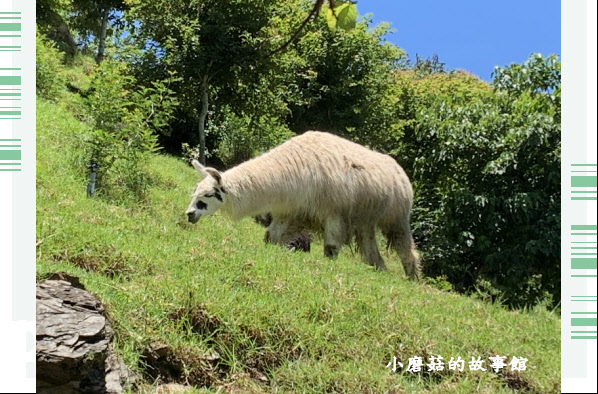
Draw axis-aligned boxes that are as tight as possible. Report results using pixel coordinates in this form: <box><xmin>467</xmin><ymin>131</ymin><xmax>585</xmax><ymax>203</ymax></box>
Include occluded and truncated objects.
<box><xmin>185</xmin><ymin>160</ymin><xmax>227</xmax><ymax>223</ymax></box>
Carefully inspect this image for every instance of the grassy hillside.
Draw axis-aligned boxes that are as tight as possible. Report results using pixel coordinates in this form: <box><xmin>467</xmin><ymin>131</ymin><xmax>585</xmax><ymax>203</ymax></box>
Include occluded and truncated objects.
<box><xmin>36</xmin><ymin>97</ymin><xmax>560</xmax><ymax>393</ymax></box>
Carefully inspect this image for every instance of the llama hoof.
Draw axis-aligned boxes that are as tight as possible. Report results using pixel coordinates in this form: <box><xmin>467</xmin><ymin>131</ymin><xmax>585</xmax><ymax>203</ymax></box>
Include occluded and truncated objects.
<box><xmin>324</xmin><ymin>244</ymin><xmax>339</xmax><ymax>259</ymax></box>
<box><xmin>404</xmin><ymin>270</ymin><xmax>420</xmax><ymax>281</ymax></box>
<box><xmin>263</xmin><ymin>230</ymin><xmax>271</xmax><ymax>243</ymax></box>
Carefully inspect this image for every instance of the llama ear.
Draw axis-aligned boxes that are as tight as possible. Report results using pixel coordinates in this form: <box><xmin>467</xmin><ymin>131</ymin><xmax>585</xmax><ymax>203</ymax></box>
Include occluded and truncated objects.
<box><xmin>191</xmin><ymin>160</ymin><xmax>209</xmax><ymax>178</ymax></box>
<box><xmin>205</xmin><ymin>168</ymin><xmax>222</xmax><ymax>185</ymax></box>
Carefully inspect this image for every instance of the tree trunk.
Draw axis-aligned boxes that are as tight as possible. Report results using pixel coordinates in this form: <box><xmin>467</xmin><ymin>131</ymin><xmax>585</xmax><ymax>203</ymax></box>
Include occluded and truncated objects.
<box><xmin>198</xmin><ymin>75</ymin><xmax>209</xmax><ymax>165</ymax></box>
<box><xmin>96</xmin><ymin>8</ymin><xmax>109</xmax><ymax>64</ymax></box>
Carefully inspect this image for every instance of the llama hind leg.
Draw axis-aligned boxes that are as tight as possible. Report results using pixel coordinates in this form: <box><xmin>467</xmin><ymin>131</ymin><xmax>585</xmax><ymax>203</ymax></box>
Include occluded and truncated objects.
<box><xmin>355</xmin><ymin>226</ymin><xmax>387</xmax><ymax>271</ymax></box>
<box><xmin>323</xmin><ymin>216</ymin><xmax>345</xmax><ymax>258</ymax></box>
<box><xmin>384</xmin><ymin>222</ymin><xmax>421</xmax><ymax>280</ymax></box>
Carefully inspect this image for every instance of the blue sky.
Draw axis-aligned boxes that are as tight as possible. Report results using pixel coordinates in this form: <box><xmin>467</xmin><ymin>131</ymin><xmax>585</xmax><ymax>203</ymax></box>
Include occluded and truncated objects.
<box><xmin>357</xmin><ymin>0</ymin><xmax>561</xmax><ymax>81</ymax></box>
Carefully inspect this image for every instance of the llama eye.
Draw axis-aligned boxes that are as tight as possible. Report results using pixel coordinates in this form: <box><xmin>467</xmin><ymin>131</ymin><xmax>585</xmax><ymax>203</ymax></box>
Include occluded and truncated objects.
<box><xmin>206</xmin><ymin>190</ymin><xmax>223</xmax><ymax>202</ymax></box>
<box><xmin>196</xmin><ymin>201</ymin><xmax>207</xmax><ymax>210</ymax></box>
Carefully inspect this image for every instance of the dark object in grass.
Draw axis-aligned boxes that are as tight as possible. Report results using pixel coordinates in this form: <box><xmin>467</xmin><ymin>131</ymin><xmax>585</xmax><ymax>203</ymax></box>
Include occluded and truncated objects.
<box><xmin>284</xmin><ymin>231</ymin><xmax>311</xmax><ymax>252</ymax></box>
<box><xmin>254</xmin><ymin>213</ymin><xmax>311</xmax><ymax>252</ymax></box>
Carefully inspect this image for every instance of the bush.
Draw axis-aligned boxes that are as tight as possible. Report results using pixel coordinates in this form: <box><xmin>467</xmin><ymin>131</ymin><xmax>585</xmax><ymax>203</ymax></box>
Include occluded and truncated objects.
<box><xmin>404</xmin><ymin>54</ymin><xmax>561</xmax><ymax>308</ymax></box>
<box><xmin>210</xmin><ymin>108</ymin><xmax>294</xmax><ymax>167</ymax></box>
<box><xmin>85</xmin><ymin>60</ymin><xmax>179</xmax><ymax>203</ymax></box>
<box><xmin>36</xmin><ymin>30</ymin><xmax>67</xmax><ymax>100</ymax></box>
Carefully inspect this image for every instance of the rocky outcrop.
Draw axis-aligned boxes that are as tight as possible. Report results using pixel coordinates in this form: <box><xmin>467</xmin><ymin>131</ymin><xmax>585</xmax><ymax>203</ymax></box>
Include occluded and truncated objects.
<box><xmin>36</xmin><ymin>274</ymin><xmax>133</xmax><ymax>393</ymax></box>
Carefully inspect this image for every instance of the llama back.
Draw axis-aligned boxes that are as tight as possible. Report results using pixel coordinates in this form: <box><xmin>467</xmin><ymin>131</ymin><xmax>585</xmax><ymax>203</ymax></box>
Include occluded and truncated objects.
<box><xmin>287</xmin><ymin>132</ymin><xmax>413</xmax><ymax>222</ymax></box>
<box><xmin>224</xmin><ymin>131</ymin><xmax>412</xmax><ymax>222</ymax></box>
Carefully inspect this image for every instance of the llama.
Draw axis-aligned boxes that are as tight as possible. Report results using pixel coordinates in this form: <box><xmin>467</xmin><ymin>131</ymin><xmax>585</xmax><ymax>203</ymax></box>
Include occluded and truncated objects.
<box><xmin>185</xmin><ymin>131</ymin><xmax>420</xmax><ymax>279</ymax></box>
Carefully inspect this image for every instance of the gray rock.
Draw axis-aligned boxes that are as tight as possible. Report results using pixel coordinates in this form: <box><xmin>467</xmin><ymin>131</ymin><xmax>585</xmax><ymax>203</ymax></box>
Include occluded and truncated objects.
<box><xmin>36</xmin><ymin>276</ymin><xmax>133</xmax><ymax>393</ymax></box>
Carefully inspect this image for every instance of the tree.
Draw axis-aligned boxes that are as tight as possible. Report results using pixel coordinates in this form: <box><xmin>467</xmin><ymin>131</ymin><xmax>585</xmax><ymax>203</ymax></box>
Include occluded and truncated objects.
<box><xmin>127</xmin><ymin>0</ymin><xmax>367</xmax><ymax>164</ymax></box>
<box><xmin>71</xmin><ymin>0</ymin><xmax>129</xmax><ymax>63</ymax></box>
<box><xmin>128</xmin><ymin>0</ymin><xmax>291</xmax><ymax>163</ymax></box>
<box><xmin>284</xmin><ymin>15</ymin><xmax>407</xmax><ymax>147</ymax></box>
<box><xmin>412</xmin><ymin>53</ymin><xmax>446</xmax><ymax>77</ymax></box>
<box><xmin>268</xmin><ymin>0</ymin><xmax>357</xmax><ymax>56</ymax></box>
<box><xmin>37</xmin><ymin>0</ymin><xmax>78</xmax><ymax>56</ymax></box>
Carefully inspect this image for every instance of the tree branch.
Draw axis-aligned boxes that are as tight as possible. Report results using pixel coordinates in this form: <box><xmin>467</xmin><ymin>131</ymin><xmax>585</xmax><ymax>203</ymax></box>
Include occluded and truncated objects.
<box><xmin>267</xmin><ymin>0</ymin><xmax>330</xmax><ymax>58</ymax></box>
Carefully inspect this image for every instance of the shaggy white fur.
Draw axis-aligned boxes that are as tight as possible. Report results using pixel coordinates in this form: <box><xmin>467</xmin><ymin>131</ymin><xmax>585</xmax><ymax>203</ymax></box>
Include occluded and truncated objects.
<box><xmin>185</xmin><ymin>131</ymin><xmax>420</xmax><ymax>279</ymax></box>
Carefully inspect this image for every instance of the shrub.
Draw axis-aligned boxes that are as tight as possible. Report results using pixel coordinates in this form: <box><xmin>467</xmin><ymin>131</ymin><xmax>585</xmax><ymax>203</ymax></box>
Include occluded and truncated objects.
<box><xmin>85</xmin><ymin>60</ymin><xmax>179</xmax><ymax>203</ymax></box>
<box><xmin>210</xmin><ymin>108</ymin><xmax>294</xmax><ymax>167</ymax></box>
<box><xmin>36</xmin><ymin>30</ymin><xmax>67</xmax><ymax>100</ymax></box>
<box><xmin>404</xmin><ymin>54</ymin><xmax>561</xmax><ymax>308</ymax></box>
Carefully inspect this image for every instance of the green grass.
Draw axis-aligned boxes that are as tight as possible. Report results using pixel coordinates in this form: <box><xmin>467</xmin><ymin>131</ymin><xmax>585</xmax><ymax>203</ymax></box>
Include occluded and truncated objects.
<box><xmin>36</xmin><ymin>97</ymin><xmax>560</xmax><ymax>393</ymax></box>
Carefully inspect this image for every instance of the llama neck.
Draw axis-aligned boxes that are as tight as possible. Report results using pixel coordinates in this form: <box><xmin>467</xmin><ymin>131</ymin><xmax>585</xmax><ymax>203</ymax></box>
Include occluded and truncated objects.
<box><xmin>219</xmin><ymin>161</ymin><xmax>290</xmax><ymax>220</ymax></box>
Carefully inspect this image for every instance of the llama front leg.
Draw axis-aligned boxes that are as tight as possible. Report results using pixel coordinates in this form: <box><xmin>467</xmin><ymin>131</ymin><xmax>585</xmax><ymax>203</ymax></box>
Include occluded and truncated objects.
<box><xmin>265</xmin><ymin>218</ymin><xmax>291</xmax><ymax>245</ymax></box>
<box><xmin>323</xmin><ymin>216</ymin><xmax>345</xmax><ymax>258</ymax></box>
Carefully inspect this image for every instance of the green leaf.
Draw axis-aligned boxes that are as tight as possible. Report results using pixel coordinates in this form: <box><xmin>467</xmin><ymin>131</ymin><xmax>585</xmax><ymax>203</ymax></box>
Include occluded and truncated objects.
<box><xmin>323</xmin><ymin>1</ymin><xmax>357</xmax><ymax>31</ymax></box>
<box><xmin>335</xmin><ymin>2</ymin><xmax>357</xmax><ymax>31</ymax></box>
<box><xmin>324</xmin><ymin>6</ymin><xmax>337</xmax><ymax>30</ymax></box>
